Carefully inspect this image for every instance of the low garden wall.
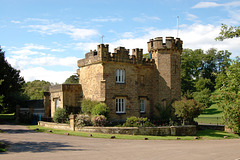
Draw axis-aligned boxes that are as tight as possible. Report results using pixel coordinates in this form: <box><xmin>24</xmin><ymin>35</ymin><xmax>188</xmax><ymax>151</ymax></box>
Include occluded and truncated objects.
<box><xmin>197</xmin><ymin>124</ymin><xmax>225</xmax><ymax>131</ymax></box>
<box><xmin>38</xmin><ymin>121</ymin><xmax>72</xmax><ymax>130</ymax></box>
<box><xmin>38</xmin><ymin>121</ymin><xmax>196</xmax><ymax>136</ymax></box>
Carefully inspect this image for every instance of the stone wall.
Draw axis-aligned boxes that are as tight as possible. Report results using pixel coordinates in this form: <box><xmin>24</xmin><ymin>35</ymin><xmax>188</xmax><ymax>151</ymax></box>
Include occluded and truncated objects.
<box><xmin>49</xmin><ymin>84</ymin><xmax>81</xmax><ymax>117</ymax></box>
<box><xmin>103</xmin><ymin>62</ymin><xmax>155</xmax><ymax>121</ymax></box>
<box><xmin>38</xmin><ymin>121</ymin><xmax>71</xmax><ymax>130</ymax></box>
<box><xmin>79</xmin><ymin>63</ymin><xmax>104</xmax><ymax>101</ymax></box>
<box><xmin>38</xmin><ymin>121</ymin><xmax>196</xmax><ymax>136</ymax></box>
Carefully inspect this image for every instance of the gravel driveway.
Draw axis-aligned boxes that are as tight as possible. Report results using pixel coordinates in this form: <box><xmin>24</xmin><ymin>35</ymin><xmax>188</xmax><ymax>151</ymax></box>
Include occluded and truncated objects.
<box><xmin>0</xmin><ymin>124</ymin><xmax>240</xmax><ymax>160</ymax></box>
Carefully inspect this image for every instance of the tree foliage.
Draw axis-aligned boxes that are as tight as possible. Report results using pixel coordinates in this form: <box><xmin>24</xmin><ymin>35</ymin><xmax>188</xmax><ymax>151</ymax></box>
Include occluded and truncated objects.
<box><xmin>81</xmin><ymin>99</ymin><xmax>99</xmax><ymax>115</ymax></box>
<box><xmin>217</xmin><ymin>58</ymin><xmax>240</xmax><ymax>133</ymax></box>
<box><xmin>91</xmin><ymin>103</ymin><xmax>109</xmax><ymax>117</ymax></box>
<box><xmin>215</xmin><ymin>24</ymin><xmax>240</xmax><ymax>41</ymax></box>
<box><xmin>23</xmin><ymin>80</ymin><xmax>51</xmax><ymax>100</ymax></box>
<box><xmin>193</xmin><ymin>88</ymin><xmax>212</xmax><ymax>108</ymax></box>
<box><xmin>172</xmin><ymin>98</ymin><xmax>205</xmax><ymax>125</ymax></box>
<box><xmin>53</xmin><ymin>108</ymin><xmax>68</xmax><ymax>123</ymax></box>
<box><xmin>0</xmin><ymin>47</ymin><xmax>25</xmax><ymax>113</ymax></box>
<box><xmin>64</xmin><ymin>74</ymin><xmax>79</xmax><ymax>84</ymax></box>
<box><xmin>181</xmin><ymin>49</ymin><xmax>203</xmax><ymax>94</ymax></box>
<box><xmin>181</xmin><ymin>48</ymin><xmax>231</xmax><ymax>95</ymax></box>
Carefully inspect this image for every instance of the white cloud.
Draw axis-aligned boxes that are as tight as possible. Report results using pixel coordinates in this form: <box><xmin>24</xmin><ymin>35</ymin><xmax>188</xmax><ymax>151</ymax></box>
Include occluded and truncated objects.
<box><xmin>105</xmin><ymin>24</ymin><xmax>239</xmax><ymax>58</ymax></box>
<box><xmin>51</xmin><ymin>49</ymin><xmax>65</xmax><ymax>52</ymax></box>
<box><xmin>192</xmin><ymin>2</ymin><xmax>221</xmax><ymax>8</ymax></box>
<box><xmin>122</xmin><ymin>32</ymin><xmax>134</xmax><ymax>38</ymax></box>
<box><xmin>25</xmin><ymin>18</ymin><xmax>50</xmax><ymax>23</ymax></box>
<box><xmin>73</xmin><ymin>42</ymin><xmax>99</xmax><ymax>52</ymax></box>
<box><xmin>11</xmin><ymin>20</ymin><xmax>21</xmax><ymax>24</ymax></box>
<box><xmin>11</xmin><ymin>49</ymin><xmax>46</xmax><ymax>56</ymax></box>
<box><xmin>6</xmin><ymin>43</ymin><xmax>79</xmax><ymax>71</ymax></box>
<box><xmin>23</xmin><ymin>43</ymin><xmax>50</xmax><ymax>50</ymax></box>
<box><xmin>69</xmin><ymin>28</ymin><xmax>99</xmax><ymax>40</ymax></box>
<box><xmin>133</xmin><ymin>14</ymin><xmax>161</xmax><ymax>23</ymax></box>
<box><xmin>7</xmin><ymin>55</ymin><xmax>79</xmax><ymax>69</ymax></box>
<box><xmin>29</xmin><ymin>56</ymin><xmax>79</xmax><ymax>67</ymax></box>
<box><xmin>186</xmin><ymin>13</ymin><xmax>200</xmax><ymax>23</ymax></box>
<box><xmin>192</xmin><ymin>1</ymin><xmax>240</xmax><ymax>8</ymax></box>
<box><xmin>24</xmin><ymin>22</ymin><xmax>99</xmax><ymax>40</ymax></box>
<box><xmin>91</xmin><ymin>18</ymin><xmax>123</xmax><ymax>22</ymax></box>
<box><xmin>20</xmin><ymin>67</ymin><xmax>74</xmax><ymax>83</ymax></box>
<box><xmin>9</xmin><ymin>44</ymin><xmax>50</xmax><ymax>57</ymax></box>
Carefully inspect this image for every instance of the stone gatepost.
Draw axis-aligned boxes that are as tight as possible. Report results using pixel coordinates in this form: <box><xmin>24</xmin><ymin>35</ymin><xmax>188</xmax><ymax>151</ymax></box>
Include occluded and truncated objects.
<box><xmin>170</xmin><ymin>126</ymin><xmax>176</xmax><ymax>136</ymax></box>
<box><xmin>15</xmin><ymin>105</ymin><xmax>20</xmax><ymax>123</ymax></box>
<box><xmin>69</xmin><ymin>114</ymin><xmax>75</xmax><ymax>131</ymax></box>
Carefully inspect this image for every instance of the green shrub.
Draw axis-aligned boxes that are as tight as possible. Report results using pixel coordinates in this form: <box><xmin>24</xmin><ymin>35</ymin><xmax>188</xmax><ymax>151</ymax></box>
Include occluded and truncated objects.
<box><xmin>75</xmin><ymin>114</ymin><xmax>91</xmax><ymax>127</ymax></box>
<box><xmin>91</xmin><ymin>103</ymin><xmax>109</xmax><ymax>117</ymax></box>
<box><xmin>81</xmin><ymin>99</ymin><xmax>99</xmax><ymax>115</ymax></box>
<box><xmin>172</xmin><ymin>98</ymin><xmax>205</xmax><ymax>125</ymax></box>
<box><xmin>142</xmin><ymin>121</ymin><xmax>155</xmax><ymax>127</ymax></box>
<box><xmin>123</xmin><ymin>116</ymin><xmax>151</xmax><ymax>127</ymax></box>
<box><xmin>193</xmin><ymin>88</ymin><xmax>212</xmax><ymax>107</ymax></box>
<box><xmin>154</xmin><ymin>103</ymin><xmax>172</xmax><ymax>125</ymax></box>
<box><xmin>91</xmin><ymin>115</ymin><xmax>107</xmax><ymax>126</ymax></box>
<box><xmin>53</xmin><ymin>108</ymin><xmax>68</xmax><ymax>123</ymax></box>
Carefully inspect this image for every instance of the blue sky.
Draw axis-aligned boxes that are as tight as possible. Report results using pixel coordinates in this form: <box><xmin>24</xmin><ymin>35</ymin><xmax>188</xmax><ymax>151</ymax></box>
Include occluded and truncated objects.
<box><xmin>1</xmin><ymin>0</ymin><xmax>240</xmax><ymax>83</ymax></box>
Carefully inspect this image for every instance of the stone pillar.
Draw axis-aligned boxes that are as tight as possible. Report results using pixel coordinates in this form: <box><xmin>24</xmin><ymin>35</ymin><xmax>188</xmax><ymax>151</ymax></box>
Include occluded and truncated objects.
<box><xmin>44</xmin><ymin>92</ymin><xmax>51</xmax><ymax>117</ymax></box>
<box><xmin>15</xmin><ymin>105</ymin><xmax>20</xmax><ymax>123</ymax></box>
<box><xmin>29</xmin><ymin>107</ymin><xmax>34</xmax><ymax>115</ymax></box>
<box><xmin>69</xmin><ymin>114</ymin><xmax>75</xmax><ymax>131</ymax></box>
<box><xmin>170</xmin><ymin>126</ymin><xmax>176</xmax><ymax>136</ymax></box>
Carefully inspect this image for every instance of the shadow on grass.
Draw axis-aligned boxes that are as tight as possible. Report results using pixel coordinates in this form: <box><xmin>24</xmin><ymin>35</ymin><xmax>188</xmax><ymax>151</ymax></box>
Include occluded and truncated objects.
<box><xmin>0</xmin><ymin>140</ymin><xmax>85</xmax><ymax>154</ymax></box>
<box><xmin>197</xmin><ymin>129</ymin><xmax>238</xmax><ymax>139</ymax></box>
<box><xmin>201</xmin><ymin>108</ymin><xmax>222</xmax><ymax>115</ymax></box>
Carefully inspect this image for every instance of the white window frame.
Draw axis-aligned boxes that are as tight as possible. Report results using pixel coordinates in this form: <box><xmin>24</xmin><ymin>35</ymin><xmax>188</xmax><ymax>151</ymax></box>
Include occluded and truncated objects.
<box><xmin>116</xmin><ymin>98</ymin><xmax>125</xmax><ymax>113</ymax></box>
<box><xmin>140</xmin><ymin>99</ymin><xmax>145</xmax><ymax>113</ymax></box>
<box><xmin>116</xmin><ymin>69</ymin><xmax>125</xmax><ymax>83</ymax></box>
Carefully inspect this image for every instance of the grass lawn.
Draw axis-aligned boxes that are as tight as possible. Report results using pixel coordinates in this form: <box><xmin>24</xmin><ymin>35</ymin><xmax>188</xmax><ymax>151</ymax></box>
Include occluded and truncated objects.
<box><xmin>0</xmin><ymin>113</ymin><xmax>15</xmax><ymax>120</ymax></box>
<box><xmin>28</xmin><ymin>125</ymin><xmax>240</xmax><ymax>140</ymax></box>
<box><xmin>195</xmin><ymin>104</ymin><xmax>223</xmax><ymax>124</ymax></box>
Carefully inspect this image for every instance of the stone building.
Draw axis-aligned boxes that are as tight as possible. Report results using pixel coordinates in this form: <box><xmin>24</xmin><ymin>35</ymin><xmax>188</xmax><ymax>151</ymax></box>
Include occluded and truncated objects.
<box><xmin>49</xmin><ymin>36</ymin><xmax>182</xmax><ymax>121</ymax></box>
<box><xmin>49</xmin><ymin>84</ymin><xmax>82</xmax><ymax>117</ymax></box>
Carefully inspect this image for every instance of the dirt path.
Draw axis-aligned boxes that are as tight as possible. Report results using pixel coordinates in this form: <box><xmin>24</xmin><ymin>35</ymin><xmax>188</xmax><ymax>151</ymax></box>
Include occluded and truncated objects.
<box><xmin>0</xmin><ymin>124</ymin><xmax>240</xmax><ymax>160</ymax></box>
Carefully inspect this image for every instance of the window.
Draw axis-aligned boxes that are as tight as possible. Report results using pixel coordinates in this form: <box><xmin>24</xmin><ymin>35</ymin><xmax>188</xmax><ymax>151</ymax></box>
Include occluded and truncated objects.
<box><xmin>140</xmin><ymin>99</ymin><xmax>145</xmax><ymax>113</ymax></box>
<box><xmin>116</xmin><ymin>69</ymin><xmax>125</xmax><ymax>83</ymax></box>
<box><xmin>55</xmin><ymin>98</ymin><xmax>59</xmax><ymax>109</ymax></box>
<box><xmin>116</xmin><ymin>98</ymin><xmax>125</xmax><ymax>113</ymax></box>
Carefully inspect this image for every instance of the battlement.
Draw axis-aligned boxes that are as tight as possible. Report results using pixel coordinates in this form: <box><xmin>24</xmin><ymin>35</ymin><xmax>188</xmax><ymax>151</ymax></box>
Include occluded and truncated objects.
<box><xmin>147</xmin><ymin>37</ymin><xmax>183</xmax><ymax>53</ymax></box>
<box><xmin>78</xmin><ymin>44</ymin><xmax>154</xmax><ymax>67</ymax></box>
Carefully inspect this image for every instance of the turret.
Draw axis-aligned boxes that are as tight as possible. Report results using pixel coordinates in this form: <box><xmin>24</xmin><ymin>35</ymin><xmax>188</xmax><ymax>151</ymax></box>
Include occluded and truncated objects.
<box><xmin>97</xmin><ymin>44</ymin><xmax>109</xmax><ymax>60</ymax></box>
<box><xmin>148</xmin><ymin>37</ymin><xmax>183</xmax><ymax>105</ymax></box>
<box><xmin>132</xmin><ymin>48</ymin><xmax>143</xmax><ymax>63</ymax></box>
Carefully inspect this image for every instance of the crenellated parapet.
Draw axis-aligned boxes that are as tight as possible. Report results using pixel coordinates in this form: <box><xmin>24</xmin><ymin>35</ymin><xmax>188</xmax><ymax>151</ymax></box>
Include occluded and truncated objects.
<box><xmin>147</xmin><ymin>37</ymin><xmax>183</xmax><ymax>53</ymax></box>
<box><xmin>78</xmin><ymin>44</ymin><xmax>154</xmax><ymax>68</ymax></box>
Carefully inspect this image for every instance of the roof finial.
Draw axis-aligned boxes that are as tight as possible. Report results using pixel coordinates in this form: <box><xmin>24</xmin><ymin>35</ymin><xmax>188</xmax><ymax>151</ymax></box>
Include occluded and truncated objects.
<box><xmin>101</xmin><ymin>35</ymin><xmax>104</xmax><ymax>44</ymax></box>
<box><xmin>177</xmin><ymin>16</ymin><xmax>179</xmax><ymax>38</ymax></box>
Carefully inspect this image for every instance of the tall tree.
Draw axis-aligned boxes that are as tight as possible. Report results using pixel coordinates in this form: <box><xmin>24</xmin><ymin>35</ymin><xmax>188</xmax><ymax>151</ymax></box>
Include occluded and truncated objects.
<box><xmin>215</xmin><ymin>24</ymin><xmax>240</xmax><ymax>41</ymax></box>
<box><xmin>181</xmin><ymin>49</ymin><xmax>204</xmax><ymax>94</ymax></box>
<box><xmin>23</xmin><ymin>80</ymin><xmax>51</xmax><ymax>100</ymax></box>
<box><xmin>181</xmin><ymin>48</ymin><xmax>231</xmax><ymax>95</ymax></box>
<box><xmin>0</xmin><ymin>47</ymin><xmax>25</xmax><ymax>113</ymax></box>
<box><xmin>217</xmin><ymin>58</ymin><xmax>240</xmax><ymax>132</ymax></box>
